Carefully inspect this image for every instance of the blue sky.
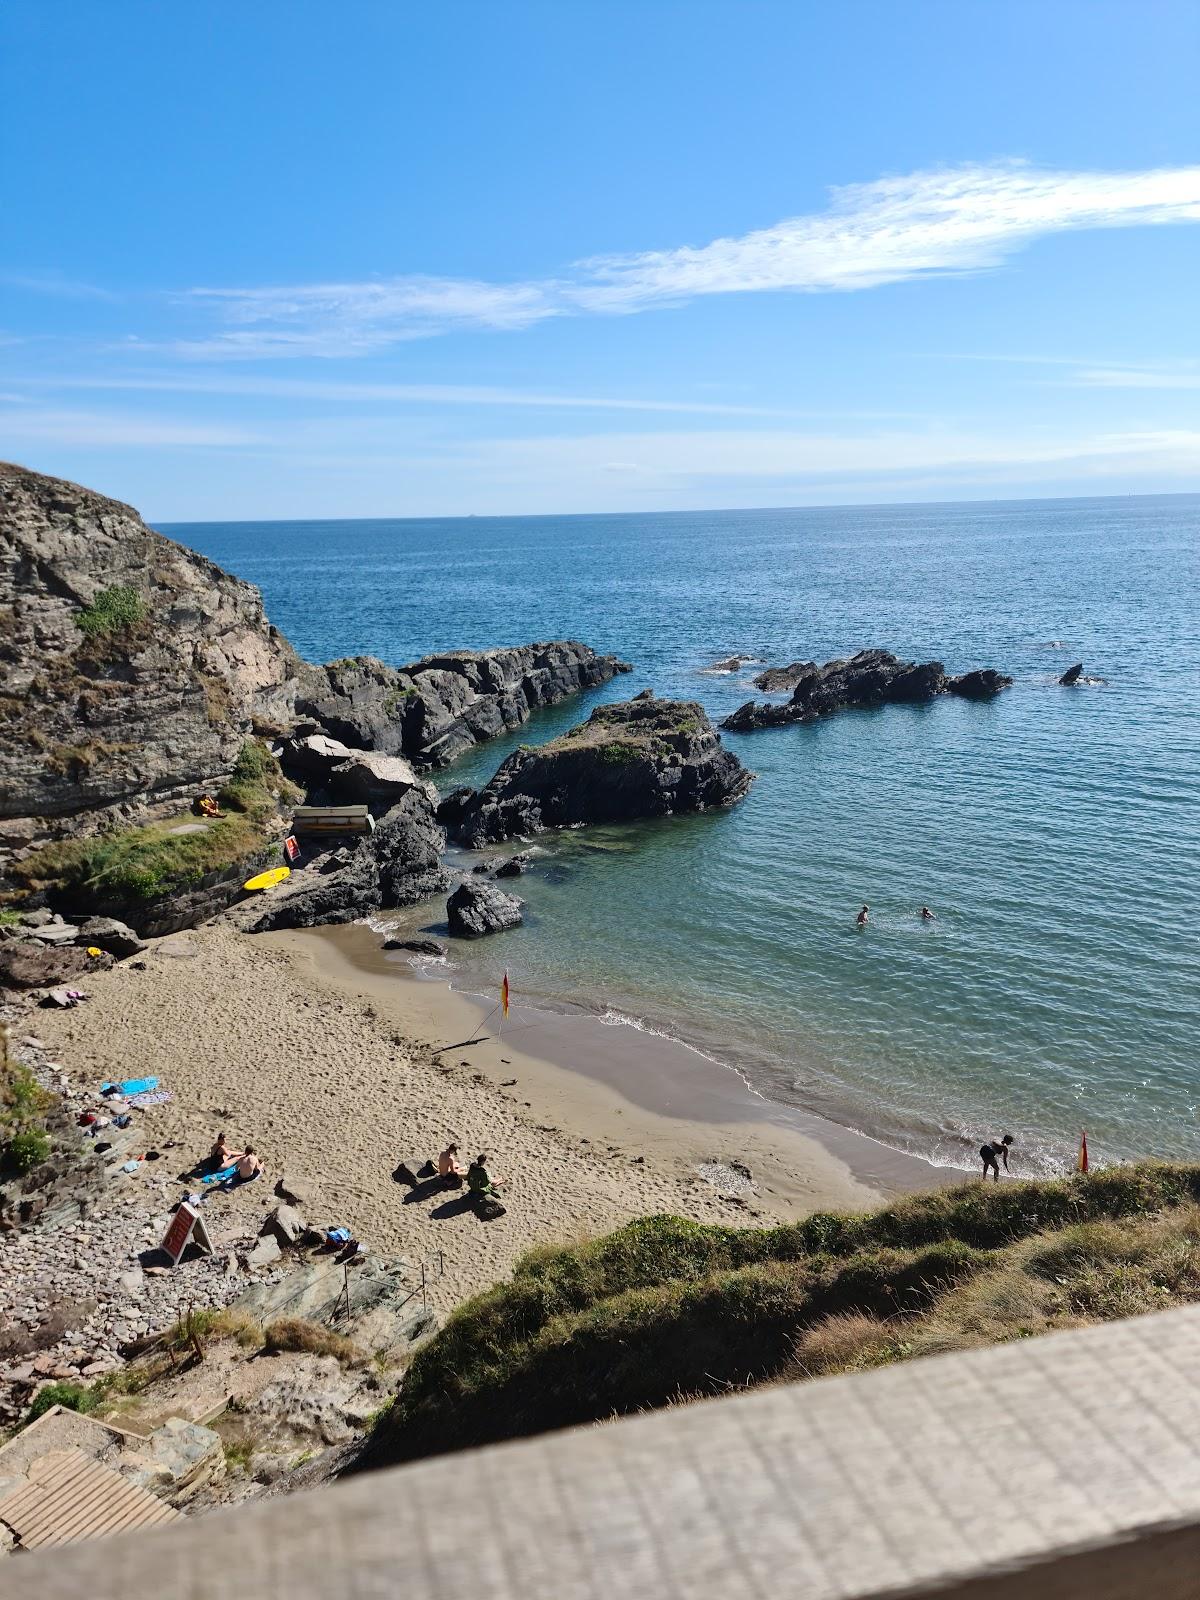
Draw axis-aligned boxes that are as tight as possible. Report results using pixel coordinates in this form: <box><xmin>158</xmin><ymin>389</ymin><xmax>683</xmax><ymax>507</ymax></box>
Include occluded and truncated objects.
<box><xmin>2</xmin><ymin>0</ymin><xmax>1199</xmax><ymax>519</ymax></box>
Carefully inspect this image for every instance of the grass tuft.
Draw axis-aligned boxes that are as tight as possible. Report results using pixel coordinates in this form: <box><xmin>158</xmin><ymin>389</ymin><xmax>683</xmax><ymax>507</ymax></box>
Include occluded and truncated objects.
<box><xmin>76</xmin><ymin>585</ymin><xmax>146</xmax><ymax>639</ymax></box>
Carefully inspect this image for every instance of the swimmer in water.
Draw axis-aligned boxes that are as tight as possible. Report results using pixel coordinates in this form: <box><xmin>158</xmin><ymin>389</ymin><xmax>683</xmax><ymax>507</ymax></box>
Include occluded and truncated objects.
<box><xmin>921</xmin><ymin>906</ymin><xmax>936</xmax><ymax>921</ymax></box>
<box><xmin>856</xmin><ymin>904</ymin><xmax>869</xmax><ymax>927</ymax></box>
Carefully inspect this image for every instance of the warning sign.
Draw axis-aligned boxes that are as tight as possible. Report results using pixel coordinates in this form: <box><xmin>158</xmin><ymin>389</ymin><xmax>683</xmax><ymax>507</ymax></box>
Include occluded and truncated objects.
<box><xmin>284</xmin><ymin>835</ymin><xmax>301</xmax><ymax>863</ymax></box>
<box><xmin>159</xmin><ymin>1202</ymin><xmax>215</xmax><ymax>1267</ymax></box>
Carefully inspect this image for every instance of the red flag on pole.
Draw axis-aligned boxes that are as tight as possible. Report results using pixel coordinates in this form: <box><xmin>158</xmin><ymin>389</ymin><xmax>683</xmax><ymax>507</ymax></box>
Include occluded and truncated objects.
<box><xmin>1078</xmin><ymin>1131</ymin><xmax>1089</xmax><ymax>1174</ymax></box>
<box><xmin>501</xmin><ymin>971</ymin><xmax>510</xmax><ymax>1019</ymax></box>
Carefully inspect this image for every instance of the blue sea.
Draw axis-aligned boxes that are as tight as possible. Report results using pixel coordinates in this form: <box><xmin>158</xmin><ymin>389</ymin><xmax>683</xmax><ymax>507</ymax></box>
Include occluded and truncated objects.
<box><xmin>162</xmin><ymin>497</ymin><xmax>1200</xmax><ymax>1175</ymax></box>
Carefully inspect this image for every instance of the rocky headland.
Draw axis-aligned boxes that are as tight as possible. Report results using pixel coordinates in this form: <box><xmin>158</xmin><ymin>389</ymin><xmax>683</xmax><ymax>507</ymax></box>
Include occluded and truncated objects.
<box><xmin>1</xmin><ymin>464</ymin><xmax>628</xmax><ymax>938</ymax></box>
<box><xmin>722</xmin><ymin>648</ymin><xmax>1012</xmax><ymax>732</ymax></box>
<box><xmin>442</xmin><ymin>694</ymin><xmax>754</xmax><ymax>847</ymax></box>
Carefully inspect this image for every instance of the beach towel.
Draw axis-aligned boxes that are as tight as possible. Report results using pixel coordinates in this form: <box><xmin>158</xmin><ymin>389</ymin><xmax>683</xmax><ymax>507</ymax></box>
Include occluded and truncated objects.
<box><xmin>101</xmin><ymin>1076</ymin><xmax>159</xmax><ymax>1097</ymax></box>
<box><xmin>127</xmin><ymin>1090</ymin><xmax>172</xmax><ymax>1108</ymax></box>
<box><xmin>202</xmin><ymin>1163</ymin><xmax>239</xmax><ymax>1186</ymax></box>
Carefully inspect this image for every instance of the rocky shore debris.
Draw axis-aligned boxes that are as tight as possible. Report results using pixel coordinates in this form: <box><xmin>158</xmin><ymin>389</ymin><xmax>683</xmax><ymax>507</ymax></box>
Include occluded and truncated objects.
<box><xmin>446</xmin><ymin>880</ymin><xmax>524</xmax><ymax>938</ymax></box>
<box><xmin>442</xmin><ymin>695</ymin><xmax>755</xmax><ymax>847</ymax></box>
<box><xmin>722</xmin><ymin>648</ymin><xmax>1012</xmax><ymax>732</ymax></box>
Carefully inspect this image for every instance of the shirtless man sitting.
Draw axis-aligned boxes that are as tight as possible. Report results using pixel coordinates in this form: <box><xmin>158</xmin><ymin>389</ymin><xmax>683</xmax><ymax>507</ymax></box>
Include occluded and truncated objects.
<box><xmin>437</xmin><ymin>1142</ymin><xmax>464</xmax><ymax>1180</ymax></box>
<box><xmin>231</xmin><ymin>1146</ymin><xmax>264</xmax><ymax>1183</ymax></box>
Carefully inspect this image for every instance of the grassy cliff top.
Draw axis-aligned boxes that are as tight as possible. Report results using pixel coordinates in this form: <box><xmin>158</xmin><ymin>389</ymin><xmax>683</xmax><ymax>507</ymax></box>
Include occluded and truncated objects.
<box><xmin>370</xmin><ymin>1162</ymin><xmax>1200</xmax><ymax>1469</ymax></box>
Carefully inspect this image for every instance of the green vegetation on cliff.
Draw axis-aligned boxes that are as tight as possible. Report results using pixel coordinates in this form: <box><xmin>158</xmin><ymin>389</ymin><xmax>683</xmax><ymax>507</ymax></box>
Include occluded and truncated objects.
<box><xmin>15</xmin><ymin>741</ymin><xmax>300</xmax><ymax>904</ymax></box>
<box><xmin>371</xmin><ymin>1164</ymin><xmax>1200</xmax><ymax>1468</ymax></box>
<box><xmin>1</xmin><ymin>1028</ymin><xmax>52</xmax><ymax>1176</ymax></box>
<box><xmin>75</xmin><ymin>584</ymin><xmax>147</xmax><ymax>640</ymax></box>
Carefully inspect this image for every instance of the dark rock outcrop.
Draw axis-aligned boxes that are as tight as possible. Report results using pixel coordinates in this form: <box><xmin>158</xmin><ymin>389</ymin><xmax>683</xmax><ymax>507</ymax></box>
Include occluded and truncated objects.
<box><xmin>493</xmin><ymin>852</ymin><xmax>533</xmax><ymax>878</ymax></box>
<box><xmin>704</xmin><ymin>655</ymin><xmax>758</xmax><ymax>673</ymax></box>
<box><xmin>296</xmin><ymin>643</ymin><xmax>632</xmax><ymax>770</ymax></box>
<box><xmin>448</xmin><ymin>697</ymin><xmax>754</xmax><ymax>847</ymax></box>
<box><xmin>383</xmin><ymin>936</ymin><xmax>447</xmax><ymax>957</ymax></box>
<box><xmin>722</xmin><ymin>650</ymin><xmax>1011</xmax><ymax>733</ymax></box>
<box><xmin>0</xmin><ymin>939</ymin><xmax>105</xmax><ymax>992</ymax></box>
<box><xmin>446</xmin><ymin>879</ymin><xmax>524</xmax><ymax>938</ymax></box>
<box><xmin>752</xmin><ymin>662</ymin><xmax>815</xmax><ymax>692</ymax></box>
<box><xmin>1060</xmin><ymin>663</ymin><xmax>1084</xmax><ymax>687</ymax></box>
<box><xmin>249</xmin><ymin>791</ymin><xmax>449</xmax><ymax>930</ymax></box>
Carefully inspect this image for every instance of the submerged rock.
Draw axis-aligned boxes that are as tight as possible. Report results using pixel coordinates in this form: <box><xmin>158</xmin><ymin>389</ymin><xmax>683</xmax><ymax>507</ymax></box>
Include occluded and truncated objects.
<box><xmin>446</xmin><ymin>879</ymin><xmax>524</xmax><ymax>938</ymax></box>
<box><xmin>493</xmin><ymin>852</ymin><xmax>533</xmax><ymax>878</ymax></box>
<box><xmin>382</xmin><ymin>936</ymin><xmax>447</xmax><ymax>957</ymax></box>
<box><xmin>723</xmin><ymin>649</ymin><xmax>1011</xmax><ymax>732</ymax></box>
<box><xmin>448</xmin><ymin>696</ymin><xmax>754</xmax><ymax>847</ymax></box>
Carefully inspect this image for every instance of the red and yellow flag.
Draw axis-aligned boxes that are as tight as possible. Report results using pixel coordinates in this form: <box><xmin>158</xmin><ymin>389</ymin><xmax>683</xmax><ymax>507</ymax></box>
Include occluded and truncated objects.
<box><xmin>501</xmin><ymin>971</ymin><xmax>510</xmax><ymax>1019</ymax></box>
<box><xmin>1078</xmin><ymin>1131</ymin><xmax>1089</xmax><ymax>1174</ymax></box>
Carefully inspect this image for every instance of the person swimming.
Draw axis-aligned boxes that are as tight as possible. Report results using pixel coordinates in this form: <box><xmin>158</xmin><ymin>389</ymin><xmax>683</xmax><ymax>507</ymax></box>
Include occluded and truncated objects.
<box><xmin>921</xmin><ymin>906</ymin><xmax>936</xmax><ymax>920</ymax></box>
<box><xmin>856</xmin><ymin>905</ymin><xmax>869</xmax><ymax>927</ymax></box>
<box><xmin>980</xmin><ymin>1134</ymin><xmax>1013</xmax><ymax>1181</ymax></box>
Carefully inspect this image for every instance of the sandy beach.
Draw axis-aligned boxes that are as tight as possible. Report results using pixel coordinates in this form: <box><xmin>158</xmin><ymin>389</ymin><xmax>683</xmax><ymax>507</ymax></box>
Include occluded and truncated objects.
<box><xmin>24</xmin><ymin>920</ymin><xmax>927</xmax><ymax>1311</ymax></box>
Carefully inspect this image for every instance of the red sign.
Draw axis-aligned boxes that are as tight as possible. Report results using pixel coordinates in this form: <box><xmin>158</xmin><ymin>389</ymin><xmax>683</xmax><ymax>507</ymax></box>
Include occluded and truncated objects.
<box><xmin>284</xmin><ymin>835</ymin><xmax>301</xmax><ymax>863</ymax></box>
<box><xmin>159</xmin><ymin>1202</ymin><xmax>214</xmax><ymax>1266</ymax></box>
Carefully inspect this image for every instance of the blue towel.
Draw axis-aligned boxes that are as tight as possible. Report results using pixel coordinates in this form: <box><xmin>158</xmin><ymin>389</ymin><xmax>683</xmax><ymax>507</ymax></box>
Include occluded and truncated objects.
<box><xmin>101</xmin><ymin>1076</ymin><xmax>159</xmax><ymax>1097</ymax></box>
<box><xmin>202</xmin><ymin>1163</ymin><xmax>238</xmax><ymax>1185</ymax></box>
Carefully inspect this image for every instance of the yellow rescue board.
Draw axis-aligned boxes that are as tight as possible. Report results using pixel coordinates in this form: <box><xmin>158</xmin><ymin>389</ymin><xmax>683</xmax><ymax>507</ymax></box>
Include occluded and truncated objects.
<box><xmin>243</xmin><ymin>866</ymin><xmax>291</xmax><ymax>892</ymax></box>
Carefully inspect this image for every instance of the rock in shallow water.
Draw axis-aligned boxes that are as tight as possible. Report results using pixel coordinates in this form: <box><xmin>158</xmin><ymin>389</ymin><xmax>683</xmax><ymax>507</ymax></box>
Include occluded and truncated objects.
<box><xmin>724</xmin><ymin>648</ymin><xmax>1012</xmax><ymax>732</ymax></box>
<box><xmin>448</xmin><ymin>696</ymin><xmax>754</xmax><ymax>847</ymax></box>
<box><xmin>446</xmin><ymin>880</ymin><xmax>524</xmax><ymax>938</ymax></box>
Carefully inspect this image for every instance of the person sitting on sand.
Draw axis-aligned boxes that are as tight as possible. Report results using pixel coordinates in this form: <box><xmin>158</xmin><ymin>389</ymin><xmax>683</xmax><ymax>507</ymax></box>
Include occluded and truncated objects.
<box><xmin>209</xmin><ymin>1131</ymin><xmax>232</xmax><ymax>1167</ymax></box>
<box><xmin>437</xmin><ymin>1142</ymin><xmax>464</xmax><ymax>1180</ymax></box>
<box><xmin>921</xmin><ymin>906</ymin><xmax>936</xmax><ymax>921</ymax></box>
<box><xmin>980</xmin><ymin>1134</ymin><xmax>1013</xmax><ymax>1181</ymax></box>
<box><xmin>230</xmin><ymin>1146</ymin><xmax>264</xmax><ymax>1184</ymax></box>
<box><xmin>467</xmin><ymin>1153</ymin><xmax>501</xmax><ymax>1199</ymax></box>
<box><xmin>856</xmin><ymin>904</ymin><xmax>870</xmax><ymax>927</ymax></box>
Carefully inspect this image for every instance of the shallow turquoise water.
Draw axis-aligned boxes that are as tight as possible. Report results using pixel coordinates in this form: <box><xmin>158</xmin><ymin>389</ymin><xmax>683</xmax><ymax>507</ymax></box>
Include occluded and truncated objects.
<box><xmin>163</xmin><ymin>497</ymin><xmax>1200</xmax><ymax>1173</ymax></box>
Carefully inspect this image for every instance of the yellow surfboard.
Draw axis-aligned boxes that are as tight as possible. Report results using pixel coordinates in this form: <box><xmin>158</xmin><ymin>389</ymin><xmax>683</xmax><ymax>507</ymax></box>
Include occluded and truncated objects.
<box><xmin>242</xmin><ymin>865</ymin><xmax>291</xmax><ymax>892</ymax></box>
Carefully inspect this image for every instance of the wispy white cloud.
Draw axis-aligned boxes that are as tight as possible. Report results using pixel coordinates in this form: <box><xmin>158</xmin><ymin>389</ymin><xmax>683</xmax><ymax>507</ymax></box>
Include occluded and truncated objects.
<box><xmin>0</xmin><ymin>269</ymin><xmax>117</xmax><ymax>301</ymax></box>
<box><xmin>0</xmin><ymin>406</ymin><xmax>256</xmax><ymax>448</ymax></box>
<box><xmin>172</xmin><ymin>161</ymin><xmax>1200</xmax><ymax>357</ymax></box>
<box><xmin>15</xmin><ymin>371</ymin><xmax>799</xmax><ymax>416</ymax></box>
<box><xmin>1074</xmin><ymin>363</ymin><xmax>1200</xmax><ymax>389</ymax></box>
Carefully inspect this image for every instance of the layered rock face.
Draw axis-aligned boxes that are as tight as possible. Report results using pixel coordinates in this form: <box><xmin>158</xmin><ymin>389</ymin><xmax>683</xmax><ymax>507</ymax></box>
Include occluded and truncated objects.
<box><xmin>297</xmin><ymin>642</ymin><xmax>632</xmax><ymax>769</ymax></box>
<box><xmin>446</xmin><ymin>696</ymin><xmax>754</xmax><ymax>847</ymax></box>
<box><xmin>723</xmin><ymin>649</ymin><xmax>1011</xmax><ymax>732</ymax></box>
<box><xmin>0</xmin><ymin>464</ymin><xmax>305</xmax><ymax>858</ymax></box>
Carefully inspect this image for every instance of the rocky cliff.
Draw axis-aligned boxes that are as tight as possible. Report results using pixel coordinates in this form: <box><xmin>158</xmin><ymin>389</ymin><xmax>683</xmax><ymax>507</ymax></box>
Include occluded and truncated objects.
<box><xmin>445</xmin><ymin>694</ymin><xmax>754</xmax><ymax>847</ymax></box>
<box><xmin>722</xmin><ymin>649</ymin><xmax>1011</xmax><ymax>732</ymax></box>
<box><xmin>0</xmin><ymin>463</ymin><xmax>306</xmax><ymax>861</ymax></box>
<box><xmin>0</xmin><ymin>466</ymin><xmax>630</xmax><ymax>907</ymax></box>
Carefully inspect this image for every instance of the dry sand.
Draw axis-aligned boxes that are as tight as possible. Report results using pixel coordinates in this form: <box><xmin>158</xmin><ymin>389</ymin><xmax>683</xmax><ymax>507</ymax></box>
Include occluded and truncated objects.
<box><xmin>31</xmin><ymin>921</ymin><xmax>897</xmax><ymax>1311</ymax></box>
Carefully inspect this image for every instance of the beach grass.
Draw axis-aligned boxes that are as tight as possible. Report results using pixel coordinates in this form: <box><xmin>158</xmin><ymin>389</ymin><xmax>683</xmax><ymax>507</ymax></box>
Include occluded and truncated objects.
<box><xmin>13</xmin><ymin>740</ymin><xmax>300</xmax><ymax>903</ymax></box>
<box><xmin>371</xmin><ymin>1162</ymin><xmax>1200</xmax><ymax>1466</ymax></box>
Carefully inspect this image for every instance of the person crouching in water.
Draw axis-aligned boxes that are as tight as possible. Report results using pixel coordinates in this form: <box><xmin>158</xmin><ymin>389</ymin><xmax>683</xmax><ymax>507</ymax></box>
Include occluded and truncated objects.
<box><xmin>980</xmin><ymin>1134</ymin><xmax>1013</xmax><ymax>1181</ymax></box>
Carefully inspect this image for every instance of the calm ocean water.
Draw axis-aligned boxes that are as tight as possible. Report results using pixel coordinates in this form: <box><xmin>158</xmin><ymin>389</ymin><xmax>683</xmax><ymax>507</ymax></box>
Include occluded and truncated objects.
<box><xmin>162</xmin><ymin>497</ymin><xmax>1200</xmax><ymax>1175</ymax></box>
